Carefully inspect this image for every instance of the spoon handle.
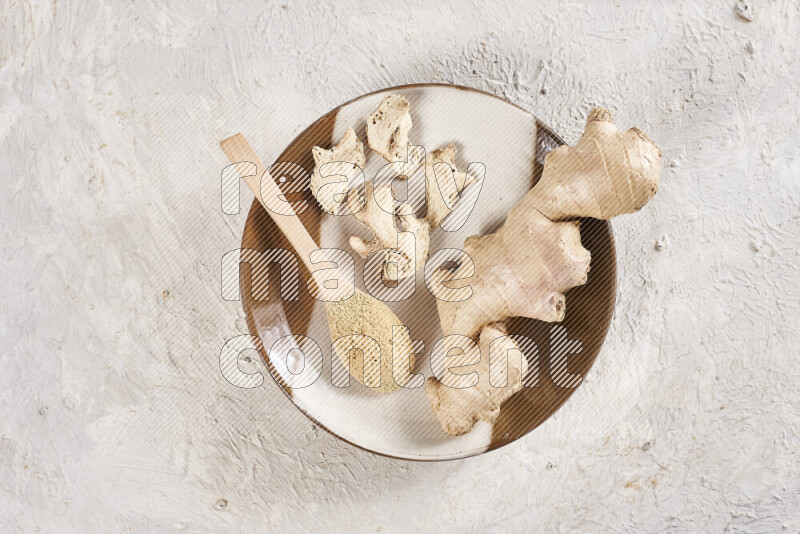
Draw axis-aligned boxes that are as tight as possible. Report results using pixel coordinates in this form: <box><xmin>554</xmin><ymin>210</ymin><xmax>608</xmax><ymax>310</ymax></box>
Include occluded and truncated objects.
<box><xmin>220</xmin><ymin>133</ymin><xmax>319</xmax><ymax>272</ymax></box>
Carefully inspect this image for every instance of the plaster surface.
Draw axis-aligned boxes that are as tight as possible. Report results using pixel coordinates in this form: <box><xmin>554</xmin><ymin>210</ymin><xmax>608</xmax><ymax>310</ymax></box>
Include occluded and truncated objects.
<box><xmin>1</xmin><ymin>0</ymin><xmax>798</xmax><ymax>532</ymax></box>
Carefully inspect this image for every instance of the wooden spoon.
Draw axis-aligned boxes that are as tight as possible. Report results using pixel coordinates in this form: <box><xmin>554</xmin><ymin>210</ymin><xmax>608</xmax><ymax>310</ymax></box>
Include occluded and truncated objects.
<box><xmin>219</xmin><ymin>134</ymin><xmax>414</xmax><ymax>393</ymax></box>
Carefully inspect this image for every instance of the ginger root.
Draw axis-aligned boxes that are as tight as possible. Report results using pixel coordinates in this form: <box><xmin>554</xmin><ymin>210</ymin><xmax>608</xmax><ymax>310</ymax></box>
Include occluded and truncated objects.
<box><xmin>429</xmin><ymin>108</ymin><xmax>662</xmax><ymax>435</ymax></box>
<box><xmin>425</xmin><ymin>324</ymin><xmax>527</xmax><ymax>436</ymax></box>
<box><xmin>437</xmin><ymin>108</ymin><xmax>661</xmax><ymax>339</ymax></box>
<box><xmin>528</xmin><ymin>108</ymin><xmax>661</xmax><ymax>220</ymax></box>
<box><xmin>437</xmin><ymin>205</ymin><xmax>591</xmax><ymax>338</ymax></box>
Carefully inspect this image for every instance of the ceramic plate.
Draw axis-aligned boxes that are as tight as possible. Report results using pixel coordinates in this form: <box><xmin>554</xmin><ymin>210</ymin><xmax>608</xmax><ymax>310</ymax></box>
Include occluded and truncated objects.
<box><xmin>239</xmin><ymin>84</ymin><xmax>616</xmax><ymax>460</ymax></box>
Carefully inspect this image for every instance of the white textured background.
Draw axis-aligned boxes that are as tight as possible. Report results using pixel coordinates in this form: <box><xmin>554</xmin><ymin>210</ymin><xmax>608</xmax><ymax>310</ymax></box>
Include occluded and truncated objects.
<box><xmin>2</xmin><ymin>0</ymin><xmax>799</xmax><ymax>532</ymax></box>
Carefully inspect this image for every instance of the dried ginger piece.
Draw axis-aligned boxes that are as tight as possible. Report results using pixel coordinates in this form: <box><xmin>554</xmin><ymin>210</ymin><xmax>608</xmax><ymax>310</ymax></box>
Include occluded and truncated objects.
<box><xmin>424</xmin><ymin>144</ymin><xmax>474</xmax><ymax>228</ymax></box>
<box><xmin>310</xmin><ymin>127</ymin><xmax>366</xmax><ymax>214</ymax></box>
<box><xmin>367</xmin><ymin>94</ymin><xmax>413</xmax><ymax>162</ymax></box>
<box><xmin>346</xmin><ymin>181</ymin><xmax>430</xmax><ymax>282</ymax></box>
<box><xmin>310</xmin><ymin>96</ymin><xmax>475</xmax><ymax>281</ymax></box>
